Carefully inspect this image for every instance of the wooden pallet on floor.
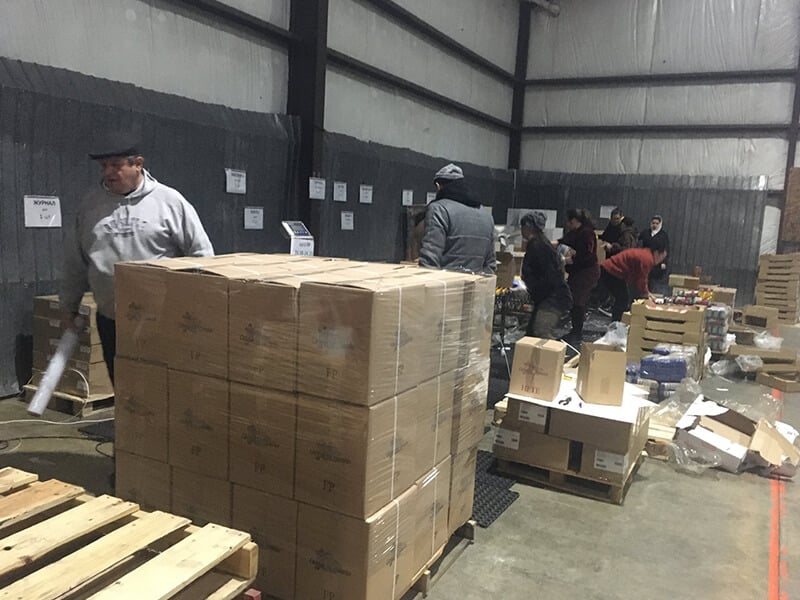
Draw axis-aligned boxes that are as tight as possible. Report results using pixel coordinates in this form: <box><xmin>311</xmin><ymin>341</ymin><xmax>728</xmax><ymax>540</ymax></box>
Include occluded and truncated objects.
<box><xmin>0</xmin><ymin>467</ymin><xmax>258</xmax><ymax>600</ymax></box>
<box><xmin>401</xmin><ymin>520</ymin><xmax>476</xmax><ymax>600</ymax></box>
<box><xmin>494</xmin><ymin>457</ymin><xmax>643</xmax><ymax>506</ymax></box>
<box><xmin>22</xmin><ymin>384</ymin><xmax>114</xmax><ymax>418</ymax></box>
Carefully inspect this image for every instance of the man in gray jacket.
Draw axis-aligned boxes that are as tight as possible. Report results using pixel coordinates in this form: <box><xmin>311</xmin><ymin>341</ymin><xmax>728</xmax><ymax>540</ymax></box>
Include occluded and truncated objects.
<box><xmin>61</xmin><ymin>134</ymin><xmax>214</xmax><ymax>382</ymax></box>
<box><xmin>418</xmin><ymin>163</ymin><xmax>496</xmax><ymax>273</ymax></box>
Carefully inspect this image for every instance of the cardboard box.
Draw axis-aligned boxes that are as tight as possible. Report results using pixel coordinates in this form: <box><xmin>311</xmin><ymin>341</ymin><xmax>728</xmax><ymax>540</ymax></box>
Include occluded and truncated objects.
<box><xmin>756</xmin><ymin>369</ymin><xmax>800</xmax><ymax>393</ymax></box>
<box><xmin>508</xmin><ymin>337</ymin><xmax>566</xmax><ymax>401</ymax></box>
<box><xmin>114</xmin><ymin>359</ymin><xmax>168</xmax><ymax>462</ymax></box>
<box><xmin>451</xmin><ymin>365</ymin><xmax>488</xmax><ymax>455</ymax></box>
<box><xmin>742</xmin><ymin>305</ymin><xmax>779</xmax><ymax>329</ymax></box>
<box><xmin>704</xmin><ymin>285</ymin><xmax>737</xmax><ymax>307</ymax></box>
<box><xmin>448</xmin><ymin>448</ymin><xmax>477</xmax><ymax>535</ymax></box>
<box><xmin>34</xmin><ymin>293</ymin><xmax>96</xmax><ymax>323</ymax></box>
<box><xmin>168</xmin><ymin>371</ymin><xmax>230</xmax><ymax>479</ymax></box>
<box><xmin>229</xmin><ymin>383</ymin><xmax>297</xmax><ymax>499</ymax></box>
<box><xmin>32</xmin><ymin>335</ymin><xmax>104</xmax><ymax>369</ymax></box>
<box><xmin>227</xmin><ymin>272</ymin><xmax>301</xmax><ymax>391</ymax></box>
<box><xmin>524</xmin><ymin>381</ymin><xmax>652</xmax><ymax>455</ymax></box>
<box><xmin>171</xmin><ymin>467</ymin><xmax>232</xmax><ymax>526</ymax></box>
<box><xmin>295</xmin><ymin>390</ymin><xmax>417</xmax><ymax>518</ymax></box>
<box><xmin>297</xmin><ymin>276</ymin><xmax>427</xmax><ymax>405</ymax></box>
<box><xmin>502</xmin><ymin>396</ymin><xmax>549</xmax><ymax>434</ymax></box>
<box><xmin>32</xmin><ymin>315</ymin><xmax>100</xmax><ymax>348</ymax></box>
<box><xmin>630</xmin><ymin>301</ymin><xmax>705</xmax><ymax>323</ymax></box>
<box><xmin>674</xmin><ymin>420</ymin><xmax>749</xmax><ymax>473</ymax></box>
<box><xmin>669</xmin><ymin>274</ymin><xmax>700</xmax><ymax>289</ymax></box>
<box><xmin>576</xmin><ymin>343</ymin><xmax>627</xmax><ymax>406</ymax></box>
<box><xmin>232</xmin><ymin>485</ymin><xmax>298</xmax><ymax>600</ymax></box>
<box><xmin>727</xmin><ymin>344</ymin><xmax>797</xmax><ymax>364</ymax></box>
<box><xmin>115</xmin><ymin>451</ymin><xmax>170</xmax><ymax>513</ymax></box>
<box><xmin>295</xmin><ymin>485</ymin><xmax>418</xmax><ymax>600</ymax></box>
<box><xmin>162</xmin><ymin>270</ymin><xmax>229</xmax><ymax>379</ymax></box>
<box><xmin>413</xmin><ymin>458</ymin><xmax>452</xmax><ymax>575</ymax></box>
<box><xmin>493</xmin><ymin>427</ymin><xmax>571</xmax><ymax>471</ymax></box>
<box><xmin>495</xmin><ymin>252</ymin><xmax>524</xmax><ymax>289</ymax></box>
<box><xmin>401</xmin><ymin>270</ymin><xmax>466</xmax><ymax>381</ymax></box>
<box><xmin>414</xmin><ymin>375</ymin><xmax>454</xmax><ymax>476</ymax></box>
<box><xmin>115</xmin><ymin>261</ymin><xmax>172</xmax><ymax>363</ymax></box>
<box><xmin>579</xmin><ymin>422</ymin><xmax>648</xmax><ymax>484</ymax></box>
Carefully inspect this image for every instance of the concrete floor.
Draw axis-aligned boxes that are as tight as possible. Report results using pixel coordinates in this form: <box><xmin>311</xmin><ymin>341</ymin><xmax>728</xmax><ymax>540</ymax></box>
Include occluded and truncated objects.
<box><xmin>1</xmin><ymin>386</ymin><xmax>798</xmax><ymax>600</ymax></box>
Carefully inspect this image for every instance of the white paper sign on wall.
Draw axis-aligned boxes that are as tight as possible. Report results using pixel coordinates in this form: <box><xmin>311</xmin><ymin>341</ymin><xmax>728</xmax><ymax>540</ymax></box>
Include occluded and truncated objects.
<box><xmin>243</xmin><ymin>207</ymin><xmax>264</xmax><ymax>230</ymax></box>
<box><xmin>225</xmin><ymin>168</ymin><xmax>247</xmax><ymax>194</ymax></box>
<box><xmin>426</xmin><ymin>192</ymin><xmax>437</xmax><ymax>204</ymax></box>
<box><xmin>309</xmin><ymin>178</ymin><xmax>326</xmax><ymax>200</ymax></box>
<box><xmin>402</xmin><ymin>189</ymin><xmax>414</xmax><ymax>206</ymax></box>
<box><xmin>333</xmin><ymin>181</ymin><xmax>347</xmax><ymax>203</ymax></box>
<box><xmin>24</xmin><ymin>195</ymin><xmax>62</xmax><ymax>228</ymax></box>
<box><xmin>359</xmin><ymin>184</ymin><xmax>373</xmax><ymax>204</ymax></box>
<box><xmin>599</xmin><ymin>205</ymin><xmax>616</xmax><ymax>219</ymax></box>
<box><xmin>341</xmin><ymin>211</ymin><xmax>354</xmax><ymax>231</ymax></box>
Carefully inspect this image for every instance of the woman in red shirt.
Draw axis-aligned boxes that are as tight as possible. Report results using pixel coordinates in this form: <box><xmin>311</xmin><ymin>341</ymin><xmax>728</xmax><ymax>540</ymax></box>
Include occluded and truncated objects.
<box><xmin>600</xmin><ymin>243</ymin><xmax>669</xmax><ymax>321</ymax></box>
<box><xmin>559</xmin><ymin>209</ymin><xmax>600</xmax><ymax>341</ymax></box>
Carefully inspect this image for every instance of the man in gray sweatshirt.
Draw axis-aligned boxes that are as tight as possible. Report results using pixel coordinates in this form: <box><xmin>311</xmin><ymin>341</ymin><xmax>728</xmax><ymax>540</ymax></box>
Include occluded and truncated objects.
<box><xmin>60</xmin><ymin>135</ymin><xmax>214</xmax><ymax>382</ymax></box>
<box><xmin>418</xmin><ymin>163</ymin><xmax>496</xmax><ymax>273</ymax></box>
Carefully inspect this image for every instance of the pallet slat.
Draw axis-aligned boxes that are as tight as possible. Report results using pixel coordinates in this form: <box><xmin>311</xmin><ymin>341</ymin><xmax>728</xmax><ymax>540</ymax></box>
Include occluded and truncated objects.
<box><xmin>0</xmin><ymin>495</ymin><xmax>138</xmax><ymax>577</ymax></box>
<box><xmin>0</xmin><ymin>480</ymin><xmax>83</xmax><ymax>532</ymax></box>
<box><xmin>0</xmin><ymin>511</ymin><xmax>190</xmax><ymax>600</ymax></box>
<box><xmin>170</xmin><ymin>571</ymin><xmax>251</xmax><ymax>600</ymax></box>
<box><xmin>0</xmin><ymin>468</ymin><xmax>38</xmax><ymax>495</ymax></box>
<box><xmin>86</xmin><ymin>523</ymin><xmax>250</xmax><ymax>600</ymax></box>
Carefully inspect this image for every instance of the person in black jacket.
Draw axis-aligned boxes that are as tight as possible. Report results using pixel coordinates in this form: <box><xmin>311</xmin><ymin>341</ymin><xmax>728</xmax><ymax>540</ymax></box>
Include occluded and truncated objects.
<box><xmin>599</xmin><ymin>207</ymin><xmax>637</xmax><ymax>258</ymax></box>
<box><xmin>639</xmin><ymin>214</ymin><xmax>670</xmax><ymax>295</ymax></box>
<box><xmin>520</xmin><ymin>211</ymin><xmax>573</xmax><ymax>339</ymax></box>
<box><xmin>558</xmin><ymin>208</ymin><xmax>600</xmax><ymax>341</ymax></box>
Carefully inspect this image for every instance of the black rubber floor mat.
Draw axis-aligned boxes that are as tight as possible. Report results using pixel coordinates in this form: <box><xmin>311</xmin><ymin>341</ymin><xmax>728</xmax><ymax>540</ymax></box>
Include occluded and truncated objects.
<box><xmin>472</xmin><ymin>480</ymin><xmax>519</xmax><ymax>528</ymax></box>
<box><xmin>472</xmin><ymin>450</ymin><xmax>520</xmax><ymax>527</ymax></box>
<box><xmin>476</xmin><ymin>450</ymin><xmax>516</xmax><ymax>490</ymax></box>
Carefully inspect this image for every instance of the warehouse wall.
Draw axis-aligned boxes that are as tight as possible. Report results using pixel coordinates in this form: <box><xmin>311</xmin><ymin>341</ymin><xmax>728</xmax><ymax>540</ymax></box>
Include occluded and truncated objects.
<box><xmin>324</xmin><ymin>0</ymin><xmax>517</xmax><ymax>169</ymax></box>
<box><xmin>0</xmin><ymin>0</ymin><xmax>289</xmax><ymax>114</ymax></box>
<box><xmin>523</xmin><ymin>0</ymin><xmax>800</xmax><ymax>189</ymax></box>
<box><xmin>0</xmin><ymin>59</ymin><xmax>299</xmax><ymax>397</ymax></box>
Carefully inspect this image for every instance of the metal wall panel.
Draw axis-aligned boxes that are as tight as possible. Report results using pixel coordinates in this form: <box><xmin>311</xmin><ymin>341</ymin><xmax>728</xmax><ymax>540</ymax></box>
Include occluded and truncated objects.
<box><xmin>319</xmin><ymin>132</ymin><xmax>514</xmax><ymax>260</ymax></box>
<box><xmin>0</xmin><ymin>59</ymin><xmax>299</xmax><ymax>396</ymax></box>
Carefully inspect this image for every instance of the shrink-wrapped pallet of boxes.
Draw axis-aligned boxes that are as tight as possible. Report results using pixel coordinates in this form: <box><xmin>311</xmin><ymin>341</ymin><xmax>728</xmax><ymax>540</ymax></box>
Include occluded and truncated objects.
<box><xmin>113</xmin><ymin>253</ymin><xmax>495</xmax><ymax>600</ymax></box>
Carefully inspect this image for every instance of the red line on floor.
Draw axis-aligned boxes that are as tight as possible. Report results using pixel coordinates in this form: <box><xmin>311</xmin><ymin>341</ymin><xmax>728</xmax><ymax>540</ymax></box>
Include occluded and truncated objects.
<box><xmin>768</xmin><ymin>389</ymin><xmax>788</xmax><ymax>600</ymax></box>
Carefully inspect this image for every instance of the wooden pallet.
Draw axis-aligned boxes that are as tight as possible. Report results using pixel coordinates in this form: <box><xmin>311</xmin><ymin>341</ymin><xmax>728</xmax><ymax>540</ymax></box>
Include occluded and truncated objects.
<box><xmin>494</xmin><ymin>457</ymin><xmax>643</xmax><ymax>505</ymax></box>
<box><xmin>402</xmin><ymin>520</ymin><xmax>476</xmax><ymax>599</ymax></box>
<box><xmin>0</xmin><ymin>467</ymin><xmax>258</xmax><ymax>600</ymax></box>
<box><xmin>22</xmin><ymin>384</ymin><xmax>114</xmax><ymax>418</ymax></box>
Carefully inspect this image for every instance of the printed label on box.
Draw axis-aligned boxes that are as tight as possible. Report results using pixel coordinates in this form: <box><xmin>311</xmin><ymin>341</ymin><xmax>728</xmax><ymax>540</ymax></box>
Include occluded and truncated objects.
<box><xmin>594</xmin><ymin>450</ymin><xmax>628</xmax><ymax>475</ymax></box>
<box><xmin>494</xmin><ymin>428</ymin><xmax>520</xmax><ymax>450</ymax></box>
<box><xmin>518</xmin><ymin>404</ymin><xmax>547</xmax><ymax>426</ymax></box>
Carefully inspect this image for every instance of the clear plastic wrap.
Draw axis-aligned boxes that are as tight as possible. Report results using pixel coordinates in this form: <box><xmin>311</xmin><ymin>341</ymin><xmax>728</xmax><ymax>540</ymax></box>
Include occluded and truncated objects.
<box><xmin>113</xmin><ymin>253</ymin><xmax>495</xmax><ymax>600</ymax></box>
<box><xmin>595</xmin><ymin>322</ymin><xmax>629</xmax><ymax>348</ymax></box>
<box><xmin>701</xmin><ymin>375</ymin><xmax>781</xmax><ymax>424</ymax></box>
<box><xmin>754</xmin><ymin>331</ymin><xmax>784</xmax><ymax>350</ymax></box>
<box><xmin>735</xmin><ymin>354</ymin><xmax>765</xmax><ymax>373</ymax></box>
<box><xmin>661</xmin><ymin>442</ymin><xmax>723</xmax><ymax>476</ymax></box>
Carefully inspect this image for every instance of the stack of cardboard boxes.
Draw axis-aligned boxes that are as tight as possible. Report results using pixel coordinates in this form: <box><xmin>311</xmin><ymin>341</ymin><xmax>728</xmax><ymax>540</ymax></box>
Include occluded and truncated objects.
<box><xmin>626</xmin><ymin>301</ymin><xmax>706</xmax><ymax>376</ymax></box>
<box><xmin>756</xmin><ymin>253</ymin><xmax>800</xmax><ymax>324</ymax></box>
<box><xmin>493</xmin><ymin>338</ymin><xmax>651</xmax><ymax>496</ymax></box>
<box><xmin>29</xmin><ymin>293</ymin><xmax>114</xmax><ymax>403</ymax></box>
<box><xmin>113</xmin><ymin>253</ymin><xmax>495</xmax><ymax>600</ymax></box>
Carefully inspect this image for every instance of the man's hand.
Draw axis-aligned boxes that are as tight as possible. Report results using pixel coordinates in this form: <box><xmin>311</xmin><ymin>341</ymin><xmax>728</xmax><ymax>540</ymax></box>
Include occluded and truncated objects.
<box><xmin>603</xmin><ymin>242</ymin><xmax>612</xmax><ymax>251</ymax></box>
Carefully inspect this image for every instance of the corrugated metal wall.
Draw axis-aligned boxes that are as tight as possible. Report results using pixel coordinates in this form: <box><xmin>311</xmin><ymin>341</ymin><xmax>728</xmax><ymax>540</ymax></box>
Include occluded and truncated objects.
<box><xmin>319</xmin><ymin>132</ymin><xmax>514</xmax><ymax>261</ymax></box>
<box><xmin>0</xmin><ymin>58</ymin><xmax>299</xmax><ymax>397</ymax></box>
<box><xmin>514</xmin><ymin>171</ymin><xmax>768</xmax><ymax>304</ymax></box>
